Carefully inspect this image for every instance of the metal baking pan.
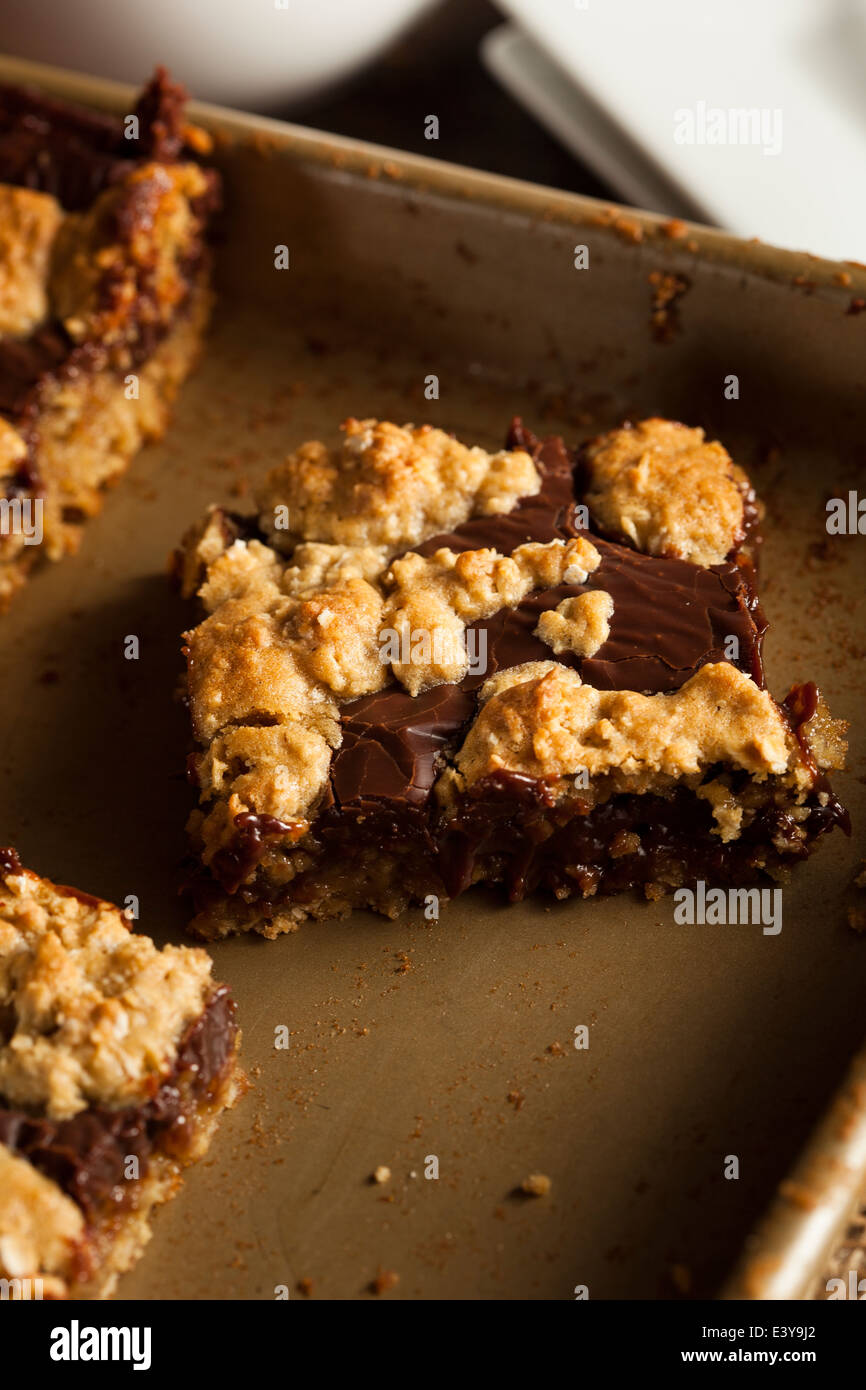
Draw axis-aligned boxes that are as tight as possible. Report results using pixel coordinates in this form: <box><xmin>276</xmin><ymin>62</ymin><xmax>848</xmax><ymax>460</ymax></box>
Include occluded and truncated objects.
<box><xmin>0</xmin><ymin>54</ymin><xmax>864</xmax><ymax>1301</ymax></box>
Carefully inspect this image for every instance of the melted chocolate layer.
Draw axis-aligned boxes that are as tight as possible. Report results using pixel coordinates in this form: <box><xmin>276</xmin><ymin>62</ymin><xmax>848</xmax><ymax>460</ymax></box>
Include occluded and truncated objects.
<box><xmin>0</xmin><ymin>68</ymin><xmax>190</xmax><ymax>210</ymax></box>
<box><xmin>0</xmin><ymin>987</ymin><xmax>237</xmax><ymax>1220</ymax></box>
<box><xmin>331</xmin><ymin>685</ymin><xmax>475</xmax><ymax>809</ymax></box>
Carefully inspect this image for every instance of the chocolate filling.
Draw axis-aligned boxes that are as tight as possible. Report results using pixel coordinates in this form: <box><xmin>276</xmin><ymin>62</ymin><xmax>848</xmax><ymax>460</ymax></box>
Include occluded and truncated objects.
<box><xmin>0</xmin><ymin>987</ymin><xmax>237</xmax><ymax>1221</ymax></box>
<box><xmin>271</xmin><ymin>778</ymin><xmax>843</xmax><ymax>918</ymax></box>
<box><xmin>438</xmin><ymin>778</ymin><xmax>844</xmax><ymax>904</ymax></box>
<box><xmin>0</xmin><ymin>68</ymin><xmax>190</xmax><ymax>210</ymax></box>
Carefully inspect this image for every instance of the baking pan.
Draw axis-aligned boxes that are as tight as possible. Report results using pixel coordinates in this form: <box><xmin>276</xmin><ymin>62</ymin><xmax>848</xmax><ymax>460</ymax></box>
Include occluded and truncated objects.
<box><xmin>0</xmin><ymin>55</ymin><xmax>864</xmax><ymax>1301</ymax></box>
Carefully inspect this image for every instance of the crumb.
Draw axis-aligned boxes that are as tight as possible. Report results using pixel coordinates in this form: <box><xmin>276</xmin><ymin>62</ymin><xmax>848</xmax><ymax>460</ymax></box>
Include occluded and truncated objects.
<box><xmin>546</xmin><ymin>1041</ymin><xmax>564</xmax><ymax>1056</ymax></box>
<box><xmin>520</xmin><ymin>1173</ymin><xmax>551</xmax><ymax>1197</ymax></box>
<box><xmin>372</xmin><ymin>1165</ymin><xmax>391</xmax><ymax>1184</ymax></box>
<box><xmin>847</xmin><ymin>907</ymin><xmax>866</xmax><ymax>934</ymax></box>
<box><xmin>648</xmin><ymin>269</ymin><xmax>690</xmax><ymax>342</ymax></box>
<box><xmin>506</xmin><ymin>1090</ymin><xmax>525</xmax><ymax>1111</ymax></box>
<box><xmin>296</xmin><ymin>1277</ymin><xmax>313</xmax><ymax>1296</ymax></box>
<box><xmin>370</xmin><ymin>1268</ymin><xmax>399</xmax><ymax>1295</ymax></box>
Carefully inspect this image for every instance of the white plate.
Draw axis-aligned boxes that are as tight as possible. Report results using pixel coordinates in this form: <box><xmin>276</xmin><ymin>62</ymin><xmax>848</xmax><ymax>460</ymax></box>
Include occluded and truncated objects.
<box><xmin>486</xmin><ymin>0</ymin><xmax>866</xmax><ymax>260</ymax></box>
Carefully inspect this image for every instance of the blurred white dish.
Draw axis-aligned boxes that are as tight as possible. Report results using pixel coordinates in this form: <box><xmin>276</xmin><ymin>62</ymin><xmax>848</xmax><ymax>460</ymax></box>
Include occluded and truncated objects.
<box><xmin>487</xmin><ymin>0</ymin><xmax>866</xmax><ymax>260</ymax></box>
<box><xmin>0</xmin><ymin>0</ymin><xmax>438</xmax><ymax>110</ymax></box>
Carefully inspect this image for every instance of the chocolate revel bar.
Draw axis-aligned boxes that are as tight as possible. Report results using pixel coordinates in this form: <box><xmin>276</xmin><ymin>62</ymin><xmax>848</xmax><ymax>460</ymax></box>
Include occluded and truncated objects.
<box><xmin>175</xmin><ymin>415</ymin><xmax>848</xmax><ymax>939</ymax></box>
<box><xmin>0</xmin><ymin>850</ymin><xmax>242</xmax><ymax>1297</ymax></box>
<box><xmin>0</xmin><ymin>69</ymin><xmax>219</xmax><ymax>609</ymax></box>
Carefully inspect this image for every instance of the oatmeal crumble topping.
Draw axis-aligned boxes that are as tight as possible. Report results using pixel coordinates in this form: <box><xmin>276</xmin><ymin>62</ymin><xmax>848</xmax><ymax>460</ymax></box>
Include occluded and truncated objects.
<box><xmin>536</xmin><ymin>588</ymin><xmax>614</xmax><ymax>659</ymax></box>
<box><xmin>0</xmin><ymin>184</ymin><xmax>63</xmax><ymax>338</ymax></box>
<box><xmin>583</xmin><ymin>417</ymin><xmax>749</xmax><ymax>566</ymax></box>
<box><xmin>254</xmin><ymin>417</ymin><xmax>540</xmax><ymax>551</ymax></box>
<box><xmin>0</xmin><ymin>1143</ymin><xmax>83</xmax><ymax>1282</ymax></box>
<box><xmin>382</xmin><ymin>537</ymin><xmax>600</xmax><ymax>693</ymax></box>
<box><xmin>440</xmin><ymin>662</ymin><xmax>804</xmax><ymax>829</ymax></box>
<box><xmin>0</xmin><ymin>867</ymin><xmax>213</xmax><ymax>1119</ymax></box>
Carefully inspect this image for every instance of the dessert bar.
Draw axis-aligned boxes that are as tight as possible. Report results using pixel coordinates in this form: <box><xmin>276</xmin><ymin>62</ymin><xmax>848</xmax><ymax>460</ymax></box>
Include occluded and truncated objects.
<box><xmin>0</xmin><ymin>69</ymin><xmax>218</xmax><ymax>608</ymax></box>
<box><xmin>176</xmin><ymin>415</ymin><xmax>849</xmax><ymax>939</ymax></box>
<box><xmin>0</xmin><ymin>849</ymin><xmax>241</xmax><ymax>1297</ymax></box>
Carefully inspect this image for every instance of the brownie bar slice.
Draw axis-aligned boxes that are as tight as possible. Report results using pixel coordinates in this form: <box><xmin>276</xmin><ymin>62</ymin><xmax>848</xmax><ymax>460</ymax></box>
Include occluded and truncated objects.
<box><xmin>0</xmin><ymin>849</ymin><xmax>242</xmax><ymax>1298</ymax></box>
<box><xmin>0</xmin><ymin>68</ymin><xmax>219</xmax><ymax>609</ymax></box>
<box><xmin>175</xmin><ymin>416</ymin><xmax>848</xmax><ymax>939</ymax></box>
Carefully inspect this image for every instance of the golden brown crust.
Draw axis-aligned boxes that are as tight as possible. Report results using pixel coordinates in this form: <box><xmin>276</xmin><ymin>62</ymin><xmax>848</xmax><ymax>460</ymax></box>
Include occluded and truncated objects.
<box><xmin>0</xmin><ymin>184</ymin><xmax>63</xmax><ymax>338</ymax></box>
<box><xmin>254</xmin><ymin>417</ymin><xmax>540</xmax><ymax>551</ymax></box>
<box><xmin>382</xmin><ymin>537</ymin><xmax>600</xmax><ymax>694</ymax></box>
<box><xmin>535</xmin><ymin>588</ymin><xmax>614</xmax><ymax>659</ymax></box>
<box><xmin>584</xmin><ymin>417</ymin><xmax>749</xmax><ymax>566</ymax></box>
<box><xmin>438</xmin><ymin>662</ymin><xmax>807</xmax><ymax>837</ymax></box>
<box><xmin>0</xmin><ymin>864</ymin><xmax>214</xmax><ymax>1120</ymax></box>
<box><xmin>0</xmin><ymin>1143</ymin><xmax>84</xmax><ymax>1287</ymax></box>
